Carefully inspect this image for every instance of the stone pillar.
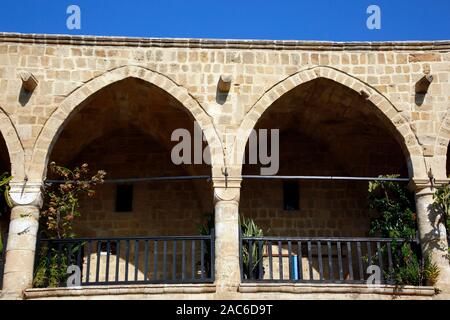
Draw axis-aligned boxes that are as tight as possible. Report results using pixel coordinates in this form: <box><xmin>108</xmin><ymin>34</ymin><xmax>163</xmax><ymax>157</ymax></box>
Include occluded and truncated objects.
<box><xmin>1</xmin><ymin>182</ymin><xmax>42</xmax><ymax>299</ymax></box>
<box><xmin>213</xmin><ymin>178</ymin><xmax>241</xmax><ymax>297</ymax></box>
<box><xmin>413</xmin><ymin>182</ymin><xmax>450</xmax><ymax>291</ymax></box>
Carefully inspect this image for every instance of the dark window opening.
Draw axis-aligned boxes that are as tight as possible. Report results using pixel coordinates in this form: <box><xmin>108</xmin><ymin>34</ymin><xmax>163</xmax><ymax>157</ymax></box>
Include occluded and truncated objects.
<box><xmin>115</xmin><ymin>184</ymin><xmax>133</xmax><ymax>212</ymax></box>
<box><xmin>283</xmin><ymin>180</ymin><xmax>299</xmax><ymax>211</ymax></box>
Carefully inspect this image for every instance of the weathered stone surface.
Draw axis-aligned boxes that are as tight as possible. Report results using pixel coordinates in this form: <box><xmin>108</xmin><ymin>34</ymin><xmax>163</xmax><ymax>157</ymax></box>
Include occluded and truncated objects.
<box><xmin>0</xmin><ymin>33</ymin><xmax>449</xmax><ymax>300</ymax></box>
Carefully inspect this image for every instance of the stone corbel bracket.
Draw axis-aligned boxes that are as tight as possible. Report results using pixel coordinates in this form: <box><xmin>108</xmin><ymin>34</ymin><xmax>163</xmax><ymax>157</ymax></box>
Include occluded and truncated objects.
<box><xmin>8</xmin><ymin>181</ymin><xmax>43</xmax><ymax>207</ymax></box>
<box><xmin>415</xmin><ymin>74</ymin><xmax>433</xmax><ymax>94</ymax></box>
<box><xmin>218</xmin><ymin>75</ymin><xmax>232</xmax><ymax>93</ymax></box>
<box><xmin>20</xmin><ymin>71</ymin><xmax>39</xmax><ymax>92</ymax></box>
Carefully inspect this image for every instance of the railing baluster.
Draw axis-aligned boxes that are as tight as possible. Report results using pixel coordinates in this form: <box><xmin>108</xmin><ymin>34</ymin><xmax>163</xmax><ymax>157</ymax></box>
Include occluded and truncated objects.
<box><xmin>297</xmin><ymin>241</ymin><xmax>303</xmax><ymax>281</ymax></box>
<box><xmin>144</xmin><ymin>240</ymin><xmax>149</xmax><ymax>282</ymax></box>
<box><xmin>172</xmin><ymin>240</ymin><xmax>177</xmax><ymax>280</ymax></box>
<box><xmin>258</xmin><ymin>240</ymin><xmax>263</xmax><ymax>280</ymax></box>
<box><xmin>181</xmin><ymin>240</ymin><xmax>186</xmax><ymax>281</ymax></box>
<box><xmin>387</xmin><ymin>242</ymin><xmax>393</xmax><ymax>280</ymax></box>
<box><xmin>287</xmin><ymin>241</ymin><xmax>292</xmax><ymax>280</ymax></box>
<box><xmin>268</xmin><ymin>241</ymin><xmax>273</xmax><ymax>280</ymax></box>
<box><xmin>125</xmin><ymin>240</ymin><xmax>130</xmax><ymax>282</ymax></box>
<box><xmin>67</xmin><ymin>243</ymin><xmax>73</xmax><ymax>267</ymax></box>
<box><xmin>154</xmin><ymin>240</ymin><xmax>158</xmax><ymax>281</ymax></box>
<box><xmin>327</xmin><ymin>241</ymin><xmax>334</xmax><ymax>281</ymax></box>
<box><xmin>357</xmin><ymin>241</ymin><xmax>364</xmax><ymax>281</ymax></box>
<box><xmin>210</xmin><ymin>230</ymin><xmax>215</xmax><ymax>281</ymax></box>
<box><xmin>317</xmin><ymin>241</ymin><xmax>323</xmax><ymax>281</ymax></box>
<box><xmin>367</xmin><ymin>242</ymin><xmax>372</xmax><ymax>267</ymax></box>
<box><xmin>86</xmin><ymin>240</ymin><xmax>91</xmax><ymax>284</ymax></box>
<box><xmin>200</xmin><ymin>239</ymin><xmax>205</xmax><ymax>280</ymax></box>
<box><xmin>163</xmin><ymin>240</ymin><xmax>167</xmax><ymax>281</ymax></box>
<box><xmin>57</xmin><ymin>242</ymin><xmax>63</xmax><ymax>286</ymax></box>
<box><xmin>248</xmin><ymin>240</ymin><xmax>253</xmax><ymax>280</ymax></box>
<box><xmin>307</xmin><ymin>241</ymin><xmax>313</xmax><ymax>280</ymax></box>
<box><xmin>278</xmin><ymin>241</ymin><xmax>283</xmax><ymax>280</ymax></box>
<box><xmin>337</xmin><ymin>241</ymin><xmax>343</xmax><ymax>281</ymax></box>
<box><xmin>105</xmin><ymin>241</ymin><xmax>111</xmax><ymax>283</ymax></box>
<box><xmin>76</xmin><ymin>241</ymin><xmax>83</xmax><ymax>283</ymax></box>
<box><xmin>115</xmin><ymin>240</ymin><xmax>120</xmax><ymax>282</ymax></box>
<box><xmin>96</xmin><ymin>241</ymin><xmax>101</xmax><ymax>283</ymax></box>
<box><xmin>376</xmin><ymin>241</ymin><xmax>384</xmax><ymax>283</ymax></box>
<box><xmin>45</xmin><ymin>242</ymin><xmax>52</xmax><ymax>287</ymax></box>
<box><xmin>191</xmin><ymin>240</ymin><xmax>195</xmax><ymax>280</ymax></box>
<box><xmin>347</xmin><ymin>241</ymin><xmax>353</xmax><ymax>281</ymax></box>
<box><xmin>134</xmin><ymin>240</ymin><xmax>140</xmax><ymax>281</ymax></box>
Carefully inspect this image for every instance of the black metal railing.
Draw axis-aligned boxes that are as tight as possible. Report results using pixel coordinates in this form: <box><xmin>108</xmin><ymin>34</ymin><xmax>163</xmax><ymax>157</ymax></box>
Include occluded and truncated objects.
<box><xmin>0</xmin><ymin>233</ymin><xmax>7</xmax><ymax>289</ymax></box>
<box><xmin>34</xmin><ymin>231</ymin><xmax>215</xmax><ymax>287</ymax></box>
<box><xmin>240</xmin><ymin>236</ymin><xmax>421</xmax><ymax>284</ymax></box>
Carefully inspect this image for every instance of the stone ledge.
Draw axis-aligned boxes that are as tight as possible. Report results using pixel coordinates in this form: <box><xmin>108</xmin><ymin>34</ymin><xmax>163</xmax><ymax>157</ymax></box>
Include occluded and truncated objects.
<box><xmin>0</xmin><ymin>32</ymin><xmax>449</xmax><ymax>51</ymax></box>
<box><xmin>23</xmin><ymin>283</ymin><xmax>216</xmax><ymax>299</ymax></box>
<box><xmin>239</xmin><ymin>283</ymin><xmax>436</xmax><ymax>296</ymax></box>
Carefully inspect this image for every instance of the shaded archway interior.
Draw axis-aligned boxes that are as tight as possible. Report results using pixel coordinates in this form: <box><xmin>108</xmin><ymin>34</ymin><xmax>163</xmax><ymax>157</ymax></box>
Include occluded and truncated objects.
<box><xmin>0</xmin><ymin>134</ymin><xmax>10</xmax><ymax>235</ymax></box>
<box><xmin>447</xmin><ymin>147</ymin><xmax>450</xmax><ymax>178</ymax></box>
<box><xmin>241</xmin><ymin>78</ymin><xmax>408</xmax><ymax>237</ymax></box>
<box><xmin>50</xmin><ymin>78</ymin><xmax>213</xmax><ymax>238</ymax></box>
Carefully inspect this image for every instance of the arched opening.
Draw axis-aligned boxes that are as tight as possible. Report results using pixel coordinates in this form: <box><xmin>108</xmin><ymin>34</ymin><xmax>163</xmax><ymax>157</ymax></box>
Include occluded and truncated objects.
<box><xmin>241</xmin><ymin>78</ymin><xmax>407</xmax><ymax>237</ymax></box>
<box><xmin>0</xmin><ymin>134</ymin><xmax>10</xmax><ymax>237</ymax></box>
<box><xmin>240</xmin><ymin>78</ymin><xmax>409</xmax><ymax>282</ymax></box>
<box><xmin>447</xmin><ymin>147</ymin><xmax>450</xmax><ymax>178</ymax></box>
<box><xmin>0</xmin><ymin>134</ymin><xmax>10</xmax><ymax>289</ymax></box>
<box><xmin>0</xmin><ymin>135</ymin><xmax>11</xmax><ymax>232</ymax></box>
<box><xmin>38</xmin><ymin>78</ymin><xmax>213</xmax><ymax>285</ymax></box>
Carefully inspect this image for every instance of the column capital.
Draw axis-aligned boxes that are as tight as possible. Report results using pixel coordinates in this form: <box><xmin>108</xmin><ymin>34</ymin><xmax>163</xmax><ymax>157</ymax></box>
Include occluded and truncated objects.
<box><xmin>408</xmin><ymin>177</ymin><xmax>449</xmax><ymax>194</ymax></box>
<box><xmin>8</xmin><ymin>181</ymin><xmax>44</xmax><ymax>208</ymax></box>
<box><xmin>213</xmin><ymin>177</ymin><xmax>241</xmax><ymax>203</ymax></box>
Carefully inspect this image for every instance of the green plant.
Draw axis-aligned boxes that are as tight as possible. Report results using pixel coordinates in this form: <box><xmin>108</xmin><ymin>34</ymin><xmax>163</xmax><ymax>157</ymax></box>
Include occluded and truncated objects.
<box><xmin>197</xmin><ymin>213</ymin><xmax>215</xmax><ymax>277</ymax></box>
<box><xmin>386</xmin><ymin>248</ymin><xmax>439</xmax><ymax>286</ymax></box>
<box><xmin>0</xmin><ymin>172</ymin><xmax>12</xmax><ymax>256</ymax></box>
<box><xmin>240</xmin><ymin>216</ymin><xmax>264</xmax><ymax>279</ymax></box>
<box><xmin>433</xmin><ymin>182</ymin><xmax>450</xmax><ymax>236</ymax></box>
<box><xmin>197</xmin><ymin>212</ymin><xmax>214</xmax><ymax>236</ymax></box>
<box><xmin>33</xmin><ymin>243</ymin><xmax>84</xmax><ymax>288</ymax></box>
<box><xmin>368</xmin><ymin>175</ymin><xmax>417</xmax><ymax>239</ymax></box>
<box><xmin>34</xmin><ymin>162</ymin><xmax>105</xmax><ymax>288</ymax></box>
<box><xmin>33</xmin><ymin>246</ymin><xmax>68</xmax><ymax>288</ymax></box>
<box><xmin>40</xmin><ymin>162</ymin><xmax>106</xmax><ymax>239</ymax></box>
<box><xmin>368</xmin><ymin>175</ymin><xmax>437</xmax><ymax>286</ymax></box>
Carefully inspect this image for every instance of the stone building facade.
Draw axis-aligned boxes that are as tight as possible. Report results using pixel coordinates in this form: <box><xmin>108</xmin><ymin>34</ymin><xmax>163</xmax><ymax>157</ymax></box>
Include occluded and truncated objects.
<box><xmin>0</xmin><ymin>33</ymin><xmax>449</xmax><ymax>299</ymax></box>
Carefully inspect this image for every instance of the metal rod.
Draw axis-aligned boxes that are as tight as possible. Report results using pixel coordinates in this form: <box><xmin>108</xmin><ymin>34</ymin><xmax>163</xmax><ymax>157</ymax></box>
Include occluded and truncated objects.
<box><xmin>242</xmin><ymin>175</ymin><xmax>409</xmax><ymax>182</ymax></box>
<box><xmin>45</xmin><ymin>175</ymin><xmax>211</xmax><ymax>184</ymax></box>
<box><xmin>44</xmin><ymin>174</ymin><xmax>409</xmax><ymax>184</ymax></box>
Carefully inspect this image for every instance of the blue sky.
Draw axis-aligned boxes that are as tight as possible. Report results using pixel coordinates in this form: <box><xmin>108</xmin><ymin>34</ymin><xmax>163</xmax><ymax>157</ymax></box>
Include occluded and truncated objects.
<box><xmin>0</xmin><ymin>0</ymin><xmax>449</xmax><ymax>41</ymax></box>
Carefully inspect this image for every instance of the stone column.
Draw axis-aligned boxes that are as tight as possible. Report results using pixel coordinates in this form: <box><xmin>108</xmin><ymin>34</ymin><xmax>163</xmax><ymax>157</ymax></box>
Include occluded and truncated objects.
<box><xmin>413</xmin><ymin>182</ymin><xmax>450</xmax><ymax>291</ymax></box>
<box><xmin>213</xmin><ymin>178</ymin><xmax>241</xmax><ymax>297</ymax></box>
<box><xmin>1</xmin><ymin>182</ymin><xmax>42</xmax><ymax>299</ymax></box>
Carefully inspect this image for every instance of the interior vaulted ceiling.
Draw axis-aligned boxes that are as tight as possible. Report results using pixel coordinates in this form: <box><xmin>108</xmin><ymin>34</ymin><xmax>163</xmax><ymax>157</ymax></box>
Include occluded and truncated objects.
<box><xmin>247</xmin><ymin>78</ymin><xmax>407</xmax><ymax>177</ymax></box>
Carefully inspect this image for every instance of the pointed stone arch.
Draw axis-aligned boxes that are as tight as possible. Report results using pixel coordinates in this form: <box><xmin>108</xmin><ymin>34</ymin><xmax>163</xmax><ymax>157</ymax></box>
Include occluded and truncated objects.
<box><xmin>29</xmin><ymin>65</ymin><xmax>224</xmax><ymax>181</ymax></box>
<box><xmin>0</xmin><ymin>107</ymin><xmax>25</xmax><ymax>181</ymax></box>
<box><xmin>234</xmin><ymin>66</ymin><xmax>426</xmax><ymax>179</ymax></box>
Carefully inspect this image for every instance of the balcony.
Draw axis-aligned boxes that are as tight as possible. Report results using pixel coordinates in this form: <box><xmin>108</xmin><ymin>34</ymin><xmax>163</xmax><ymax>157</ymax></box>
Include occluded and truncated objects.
<box><xmin>240</xmin><ymin>235</ymin><xmax>421</xmax><ymax>284</ymax></box>
<box><xmin>33</xmin><ymin>232</ymin><xmax>215</xmax><ymax>288</ymax></box>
